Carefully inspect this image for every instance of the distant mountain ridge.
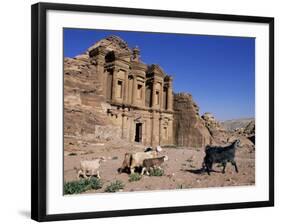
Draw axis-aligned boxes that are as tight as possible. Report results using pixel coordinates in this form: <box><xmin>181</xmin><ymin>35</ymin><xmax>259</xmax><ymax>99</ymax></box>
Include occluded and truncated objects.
<box><xmin>220</xmin><ymin>118</ymin><xmax>255</xmax><ymax>131</ymax></box>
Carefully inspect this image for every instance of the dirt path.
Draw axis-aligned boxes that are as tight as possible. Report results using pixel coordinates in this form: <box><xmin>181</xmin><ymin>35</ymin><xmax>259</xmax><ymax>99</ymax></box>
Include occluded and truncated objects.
<box><xmin>64</xmin><ymin>145</ymin><xmax>255</xmax><ymax>194</ymax></box>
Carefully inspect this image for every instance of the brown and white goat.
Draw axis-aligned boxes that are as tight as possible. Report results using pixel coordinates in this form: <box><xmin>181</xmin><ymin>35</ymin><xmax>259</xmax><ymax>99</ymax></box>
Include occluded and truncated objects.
<box><xmin>141</xmin><ymin>156</ymin><xmax>168</xmax><ymax>175</ymax></box>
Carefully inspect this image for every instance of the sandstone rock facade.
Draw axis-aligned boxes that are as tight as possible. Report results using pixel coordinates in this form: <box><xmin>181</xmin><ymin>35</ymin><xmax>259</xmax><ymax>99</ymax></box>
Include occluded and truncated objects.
<box><xmin>64</xmin><ymin>35</ymin><xmax>174</xmax><ymax>150</ymax></box>
<box><xmin>64</xmin><ymin>56</ymin><xmax>120</xmax><ymax>151</ymax></box>
<box><xmin>89</xmin><ymin>36</ymin><xmax>174</xmax><ymax>147</ymax></box>
<box><xmin>173</xmin><ymin>93</ymin><xmax>212</xmax><ymax>147</ymax></box>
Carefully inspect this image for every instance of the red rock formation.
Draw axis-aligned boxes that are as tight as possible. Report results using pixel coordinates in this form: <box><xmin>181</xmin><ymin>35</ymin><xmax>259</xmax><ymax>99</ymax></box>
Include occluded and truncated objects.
<box><xmin>64</xmin><ymin>56</ymin><xmax>121</xmax><ymax>151</ymax></box>
<box><xmin>173</xmin><ymin>93</ymin><xmax>212</xmax><ymax>147</ymax></box>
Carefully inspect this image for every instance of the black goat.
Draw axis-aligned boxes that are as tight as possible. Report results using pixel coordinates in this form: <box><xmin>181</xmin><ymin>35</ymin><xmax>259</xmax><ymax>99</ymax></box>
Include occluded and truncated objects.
<box><xmin>203</xmin><ymin>139</ymin><xmax>241</xmax><ymax>175</ymax></box>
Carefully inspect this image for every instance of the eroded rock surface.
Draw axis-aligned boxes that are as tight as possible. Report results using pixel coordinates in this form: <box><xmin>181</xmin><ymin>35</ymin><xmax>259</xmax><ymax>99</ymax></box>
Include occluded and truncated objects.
<box><xmin>173</xmin><ymin>93</ymin><xmax>212</xmax><ymax>147</ymax></box>
<box><xmin>64</xmin><ymin>56</ymin><xmax>121</xmax><ymax>151</ymax></box>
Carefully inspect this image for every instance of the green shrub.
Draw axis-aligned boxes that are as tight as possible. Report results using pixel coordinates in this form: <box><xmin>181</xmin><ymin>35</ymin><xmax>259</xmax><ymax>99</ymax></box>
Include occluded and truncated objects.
<box><xmin>87</xmin><ymin>177</ymin><xmax>103</xmax><ymax>190</ymax></box>
<box><xmin>64</xmin><ymin>177</ymin><xmax>102</xmax><ymax>195</ymax></box>
<box><xmin>129</xmin><ymin>173</ymin><xmax>142</xmax><ymax>182</ymax></box>
<box><xmin>105</xmin><ymin>180</ymin><xmax>125</xmax><ymax>193</ymax></box>
<box><xmin>64</xmin><ymin>179</ymin><xmax>87</xmax><ymax>195</ymax></box>
<box><xmin>149</xmin><ymin>167</ymin><xmax>164</xmax><ymax>176</ymax></box>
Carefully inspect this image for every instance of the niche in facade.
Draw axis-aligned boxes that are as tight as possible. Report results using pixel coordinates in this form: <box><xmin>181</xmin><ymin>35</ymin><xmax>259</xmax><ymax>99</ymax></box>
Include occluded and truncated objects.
<box><xmin>137</xmin><ymin>84</ymin><xmax>143</xmax><ymax>99</ymax></box>
<box><xmin>116</xmin><ymin>80</ymin><xmax>123</xmax><ymax>98</ymax></box>
<box><xmin>163</xmin><ymin>87</ymin><xmax>168</xmax><ymax>110</ymax></box>
<box><xmin>145</xmin><ymin>85</ymin><xmax>152</xmax><ymax>107</ymax></box>
<box><xmin>106</xmin><ymin>70</ymin><xmax>113</xmax><ymax>100</ymax></box>
<box><xmin>155</xmin><ymin>91</ymin><xmax>160</xmax><ymax>105</ymax></box>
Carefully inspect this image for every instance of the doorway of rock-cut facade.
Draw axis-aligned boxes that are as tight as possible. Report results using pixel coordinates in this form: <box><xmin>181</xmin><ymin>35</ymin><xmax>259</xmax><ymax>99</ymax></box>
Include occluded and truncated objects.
<box><xmin>135</xmin><ymin>123</ymin><xmax>142</xmax><ymax>142</ymax></box>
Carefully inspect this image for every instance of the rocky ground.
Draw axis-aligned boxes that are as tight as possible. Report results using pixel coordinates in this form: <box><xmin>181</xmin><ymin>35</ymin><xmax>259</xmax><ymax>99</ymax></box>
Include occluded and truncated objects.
<box><xmin>64</xmin><ymin>142</ymin><xmax>255</xmax><ymax>194</ymax></box>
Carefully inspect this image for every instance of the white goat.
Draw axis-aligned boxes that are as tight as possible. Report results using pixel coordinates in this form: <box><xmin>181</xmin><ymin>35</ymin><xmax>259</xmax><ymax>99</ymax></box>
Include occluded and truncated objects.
<box><xmin>130</xmin><ymin>151</ymin><xmax>158</xmax><ymax>174</ymax></box>
<box><xmin>77</xmin><ymin>157</ymin><xmax>106</xmax><ymax>179</ymax></box>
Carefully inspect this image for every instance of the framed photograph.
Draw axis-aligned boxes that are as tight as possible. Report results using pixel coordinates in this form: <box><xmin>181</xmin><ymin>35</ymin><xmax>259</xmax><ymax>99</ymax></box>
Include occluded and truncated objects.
<box><xmin>31</xmin><ymin>2</ymin><xmax>274</xmax><ymax>222</ymax></box>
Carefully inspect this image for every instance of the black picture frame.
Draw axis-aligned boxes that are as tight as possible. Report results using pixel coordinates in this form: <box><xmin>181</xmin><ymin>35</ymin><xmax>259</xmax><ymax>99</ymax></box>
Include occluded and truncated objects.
<box><xmin>31</xmin><ymin>2</ymin><xmax>274</xmax><ymax>222</ymax></box>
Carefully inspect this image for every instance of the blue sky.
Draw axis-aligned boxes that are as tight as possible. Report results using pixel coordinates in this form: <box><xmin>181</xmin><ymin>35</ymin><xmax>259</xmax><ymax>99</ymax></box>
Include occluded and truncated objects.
<box><xmin>64</xmin><ymin>28</ymin><xmax>255</xmax><ymax>121</ymax></box>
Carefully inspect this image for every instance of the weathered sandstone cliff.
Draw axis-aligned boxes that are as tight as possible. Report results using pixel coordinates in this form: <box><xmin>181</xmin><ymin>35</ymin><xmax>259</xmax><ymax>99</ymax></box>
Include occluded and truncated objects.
<box><xmin>173</xmin><ymin>93</ymin><xmax>212</xmax><ymax>147</ymax></box>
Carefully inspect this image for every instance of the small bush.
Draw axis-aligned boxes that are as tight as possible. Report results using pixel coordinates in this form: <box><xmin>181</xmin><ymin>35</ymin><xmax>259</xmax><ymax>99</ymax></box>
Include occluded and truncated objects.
<box><xmin>64</xmin><ymin>177</ymin><xmax>102</xmax><ymax>195</ymax></box>
<box><xmin>105</xmin><ymin>180</ymin><xmax>125</xmax><ymax>193</ymax></box>
<box><xmin>87</xmin><ymin>177</ymin><xmax>103</xmax><ymax>190</ymax></box>
<box><xmin>149</xmin><ymin>167</ymin><xmax>164</xmax><ymax>176</ymax></box>
<box><xmin>64</xmin><ymin>179</ymin><xmax>87</xmax><ymax>195</ymax></box>
<box><xmin>129</xmin><ymin>173</ymin><xmax>142</xmax><ymax>182</ymax></box>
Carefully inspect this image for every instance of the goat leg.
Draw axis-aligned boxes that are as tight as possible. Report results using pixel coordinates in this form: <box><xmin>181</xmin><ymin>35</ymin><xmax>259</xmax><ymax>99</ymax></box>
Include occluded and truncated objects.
<box><xmin>77</xmin><ymin>170</ymin><xmax>82</xmax><ymax>180</ymax></box>
<box><xmin>231</xmin><ymin>161</ymin><xmax>239</xmax><ymax>173</ymax></box>
<box><xmin>201</xmin><ymin>161</ymin><xmax>206</xmax><ymax>171</ymax></box>
<box><xmin>222</xmin><ymin>162</ymin><xmax>227</xmax><ymax>174</ymax></box>
<box><xmin>206</xmin><ymin>167</ymin><xmax>211</xmax><ymax>175</ymax></box>
<box><xmin>141</xmin><ymin>167</ymin><xmax>145</xmax><ymax>175</ymax></box>
<box><xmin>148</xmin><ymin>167</ymin><xmax>153</xmax><ymax>175</ymax></box>
<box><xmin>96</xmin><ymin>170</ymin><xmax>101</xmax><ymax>179</ymax></box>
<box><xmin>206</xmin><ymin>162</ymin><xmax>212</xmax><ymax>175</ymax></box>
<box><xmin>82</xmin><ymin>170</ymin><xmax>88</xmax><ymax>179</ymax></box>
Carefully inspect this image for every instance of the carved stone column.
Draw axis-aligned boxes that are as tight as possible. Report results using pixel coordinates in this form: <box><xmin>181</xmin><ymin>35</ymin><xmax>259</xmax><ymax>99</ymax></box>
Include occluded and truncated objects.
<box><xmin>151</xmin><ymin>80</ymin><xmax>156</xmax><ymax>108</ymax></box>
<box><xmin>167</xmin><ymin>80</ymin><xmax>173</xmax><ymax>111</ymax></box>
<box><xmin>132</xmin><ymin>76</ymin><xmax>137</xmax><ymax>105</ymax></box>
<box><xmin>124</xmin><ymin>71</ymin><xmax>129</xmax><ymax>104</ymax></box>
<box><xmin>151</xmin><ymin>111</ymin><xmax>156</xmax><ymax>146</ymax></box>
<box><xmin>168</xmin><ymin>118</ymin><xmax>173</xmax><ymax>144</ymax></box>
<box><xmin>159</xmin><ymin>115</ymin><xmax>162</xmax><ymax>145</ymax></box>
<box><xmin>159</xmin><ymin>82</ymin><xmax>163</xmax><ymax>109</ymax></box>
<box><xmin>111</xmin><ymin>69</ymin><xmax>117</xmax><ymax>102</ymax></box>
<box><xmin>142</xmin><ymin>82</ymin><xmax>146</xmax><ymax>107</ymax></box>
<box><xmin>95</xmin><ymin>56</ymin><xmax>105</xmax><ymax>95</ymax></box>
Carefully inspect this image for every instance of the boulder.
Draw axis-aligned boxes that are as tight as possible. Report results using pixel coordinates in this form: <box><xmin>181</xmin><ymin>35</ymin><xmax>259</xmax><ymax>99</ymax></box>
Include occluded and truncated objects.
<box><xmin>201</xmin><ymin>112</ymin><xmax>230</xmax><ymax>145</ymax></box>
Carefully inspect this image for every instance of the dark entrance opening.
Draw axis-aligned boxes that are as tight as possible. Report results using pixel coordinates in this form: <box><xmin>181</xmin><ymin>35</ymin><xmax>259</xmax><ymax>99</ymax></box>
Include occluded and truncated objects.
<box><xmin>135</xmin><ymin>123</ymin><xmax>142</xmax><ymax>142</ymax></box>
